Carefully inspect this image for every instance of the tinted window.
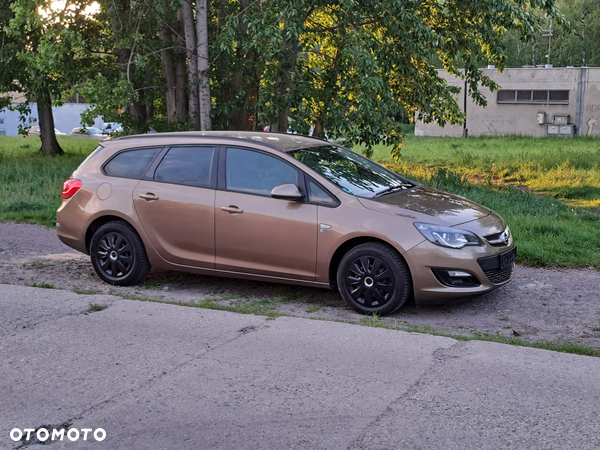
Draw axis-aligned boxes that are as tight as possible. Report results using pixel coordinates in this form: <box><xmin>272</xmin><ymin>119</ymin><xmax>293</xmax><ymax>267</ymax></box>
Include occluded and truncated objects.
<box><xmin>154</xmin><ymin>146</ymin><xmax>214</xmax><ymax>187</ymax></box>
<box><xmin>308</xmin><ymin>180</ymin><xmax>336</xmax><ymax>204</ymax></box>
<box><xmin>104</xmin><ymin>148</ymin><xmax>160</xmax><ymax>179</ymax></box>
<box><xmin>226</xmin><ymin>148</ymin><xmax>299</xmax><ymax>196</ymax></box>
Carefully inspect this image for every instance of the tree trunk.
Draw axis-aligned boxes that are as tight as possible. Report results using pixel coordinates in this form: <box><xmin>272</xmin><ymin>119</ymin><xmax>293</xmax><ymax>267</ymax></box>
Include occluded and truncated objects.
<box><xmin>36</xmin><ymin>89</ymin><xmax>63</xmax><ymax>155</ymax></box>
<box><xmin>159</xmin><ymin>25</ymin><xmax>177</xmax><ymax>123</ymax></box>
<box><xmin>272</xmin><ymin>38</ymin><xmax>299</xmax><ymax>133</ymax></box>
<box><xmin>179</xmin><ymin>5</ymin><xmax>200</xmax><ymax>130</ymax></box>
<box><xmin>196</xmin><ymin>0</ymin><xmax>211</xmax><ymax>130</ymax></box>
<box><xmin>175</xmin><ymin>38</ymin><xmax>188</xmax><ymax>123</ymax></box>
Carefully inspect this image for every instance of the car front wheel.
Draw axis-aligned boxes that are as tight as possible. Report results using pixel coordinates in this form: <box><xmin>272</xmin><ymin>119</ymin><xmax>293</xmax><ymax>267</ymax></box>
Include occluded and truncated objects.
<box><xmin>90</xmin><ymin>221</ymin><xmax>151</xmax><ymax>286</ymax></box>
<box><xmin>337</xmin><ymin>243</ymin><xmax>411</xmax><ymax>315</ymax></box>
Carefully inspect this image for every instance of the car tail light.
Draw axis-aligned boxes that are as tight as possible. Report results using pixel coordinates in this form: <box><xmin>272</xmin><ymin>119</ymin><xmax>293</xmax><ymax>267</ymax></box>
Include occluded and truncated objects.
<box><xmin>62</xmin><ymin>178</ymin><xmax>82</xmax><ymax>199</ymax></box>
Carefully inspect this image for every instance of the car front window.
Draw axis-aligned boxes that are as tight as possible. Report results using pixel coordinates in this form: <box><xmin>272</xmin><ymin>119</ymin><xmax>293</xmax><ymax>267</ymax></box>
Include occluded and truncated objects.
<box><xmin>290</xmin><ymin>145</ymin><xmax>411</xmax><ymax>198</ymax></box>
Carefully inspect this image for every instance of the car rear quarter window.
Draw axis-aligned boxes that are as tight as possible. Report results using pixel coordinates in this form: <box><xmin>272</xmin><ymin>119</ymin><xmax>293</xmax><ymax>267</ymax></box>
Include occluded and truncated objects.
<box><xmin>103</xmin><ymin>148</ymin><xmax>161</xmax><ymax>179</ymax></box>
<box><xmin>226</xmin><ymin>147</ymin><xmax>299</xmax><ymax>196</ymax></box>
<box><xmin>154</xmin><ymin>146</ymin><xmax>214</xmax><ymax>187</ymax></box>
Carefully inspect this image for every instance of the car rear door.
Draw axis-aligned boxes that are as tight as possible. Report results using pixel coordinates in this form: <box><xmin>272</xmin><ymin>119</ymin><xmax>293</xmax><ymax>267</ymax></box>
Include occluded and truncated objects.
<box><xmin>214</xmin><ymin>147</ymin><xmax>318</xmax><ymax>280</ymax></box>
<box><xmin>133</xmin><ymin>145</ymin><xmax>216</xmax><ymax>268</ymax></box>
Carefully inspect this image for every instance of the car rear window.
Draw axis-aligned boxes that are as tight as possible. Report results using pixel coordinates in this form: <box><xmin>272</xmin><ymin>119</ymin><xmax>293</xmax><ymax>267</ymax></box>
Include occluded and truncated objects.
<box><xmin>103</xmin><ymin>148</ymin><xmax>161</xmax><ymax>179</ymax></box>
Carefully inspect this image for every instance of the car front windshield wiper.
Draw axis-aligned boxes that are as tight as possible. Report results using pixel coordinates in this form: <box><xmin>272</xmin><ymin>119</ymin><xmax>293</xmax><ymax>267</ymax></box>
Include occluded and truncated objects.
<box><xmin>374</xmin><ymin>183</ymin><xmax>412</xmax><ymax>197</ymax></box>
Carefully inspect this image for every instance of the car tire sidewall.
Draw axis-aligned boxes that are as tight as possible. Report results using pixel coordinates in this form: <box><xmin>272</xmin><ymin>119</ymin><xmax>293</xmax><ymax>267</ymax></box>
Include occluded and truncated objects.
<box><xmin>90</xmin><ymin>221</ymin><xmax>150</xmax><ymax>286</ymax></box>
<box><xmin>337</xmin><ymin>243</ymin><xmax>411</xmax><ymax>316</ymax></box>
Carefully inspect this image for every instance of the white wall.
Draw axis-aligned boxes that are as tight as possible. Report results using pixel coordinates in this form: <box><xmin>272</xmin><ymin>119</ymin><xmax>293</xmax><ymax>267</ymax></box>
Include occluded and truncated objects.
<box><xmin>414</xmin><ymin>67</ymin><xmax>600</xmax><ymax>137</ymax></box>
<box><xmin>0</xmin><ymin>103</ymin><xmax>104</xmax><ymax>136</ymax></box>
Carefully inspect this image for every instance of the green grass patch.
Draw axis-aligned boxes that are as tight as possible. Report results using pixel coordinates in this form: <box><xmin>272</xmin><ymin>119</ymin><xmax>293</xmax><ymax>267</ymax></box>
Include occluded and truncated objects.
<box><xmin>361</xmin><ymin>315</ymin><xmax>600</xmax><ymax>358</ymax></box>
<box><xmin>0</xmin><ymin>136</ymin><xmax>98</xmax><ymax>226</ymax></box>
<box><xmin>74</xmin><ymin>288</ymin><xmax>100</xmax><ymax>295</ymax></box>
<box><xmin>363</xmin><ymin>135</ymin><xmax>600</xmax><ymax>269</ymax></box>
<box><xmin>88</xmin><ymin>303</ymin><xmax>108</xmax><ymax>312</ymax></box>
<box><xmin>30</xmin><ymin>282</ymin><xmax>55</xmax><ymax>289</ymax></box>
<box><xmin>2</xmin><ymin>134</ymin><xmax>599</xmax><ymax>268</ymax></box>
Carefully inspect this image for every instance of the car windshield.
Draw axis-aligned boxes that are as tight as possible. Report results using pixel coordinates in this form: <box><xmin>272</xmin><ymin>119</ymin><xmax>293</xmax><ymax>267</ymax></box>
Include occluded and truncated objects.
<box><xmin>289</xmin><ymin>145</ymin><xmax>412</xmax><ymax>198</ymax></box>
<box><xmin>87</xmin><ymin>128</ymin><xmax>103</xmax><ymax>135</ymax></box>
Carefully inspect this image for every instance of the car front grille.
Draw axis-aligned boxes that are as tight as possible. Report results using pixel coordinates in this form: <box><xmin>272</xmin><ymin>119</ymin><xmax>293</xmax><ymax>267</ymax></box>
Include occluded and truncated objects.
<box><xmin>483</xmin><ymin>263</ymin><xmax>514</xmax><ymax>284</ymax></box>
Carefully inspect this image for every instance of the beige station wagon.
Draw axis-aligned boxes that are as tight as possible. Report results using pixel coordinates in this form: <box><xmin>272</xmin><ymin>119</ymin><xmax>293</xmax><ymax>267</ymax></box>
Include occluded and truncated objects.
<box><xmin>57</xmin><ymin>131</ymin><xmax>516</xmax><ymax>315</ymax></box>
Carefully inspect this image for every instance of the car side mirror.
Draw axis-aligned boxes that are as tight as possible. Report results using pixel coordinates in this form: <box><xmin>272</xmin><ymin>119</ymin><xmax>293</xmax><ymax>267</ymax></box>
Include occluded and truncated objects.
<box><xmin>271</xmin><ymin>183</ymin><xmax>305</xmax><ymax>201</ymax></box>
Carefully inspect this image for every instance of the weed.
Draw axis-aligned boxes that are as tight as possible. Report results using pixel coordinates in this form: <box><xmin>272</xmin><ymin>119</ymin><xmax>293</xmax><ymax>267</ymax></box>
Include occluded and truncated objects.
<box><xmin>74</xmin><ymin>288</ymin><xmax>99</xmax><ymax>295</ymax></box>
<box><xmin>591</xmin><ymin>327</ymin><xmax>600</xmax><ymax>332</ymax></box>
<box><xmin>31</xmin><ymin>282</ymin><xmax>54</xmax><ymax>289</ymax></box>
<box><xmin>88</xmin><ymin>303</ymin><xmax>108</xmax><ymax>312</ymax></box>
<box><xmin>497</xmin><ymin>314</ymin><xmax>509</xmax><ymax>321</ymax></box>
<box><xmin>356</xmin><ymin>313</ymin><xmax>600</xmax><ymax>358</ymax></box>
<box><xmin>140</xmin><ymin>281</ymin><xmax>162</xmax><ymax>290</ymax></box>
<box><xmin>306</xmin><ymin>305</ymin><xmax>321</xmax><ymax>313</ymax></box>
<box><xmin>31</xmin><ymin>261</ymin><xmax>45</xmax><ymax>268</ymax></box>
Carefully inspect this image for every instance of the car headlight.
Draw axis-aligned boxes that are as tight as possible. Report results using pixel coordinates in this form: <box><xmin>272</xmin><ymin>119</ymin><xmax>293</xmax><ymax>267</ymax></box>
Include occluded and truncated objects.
<box><xmin>414</xmin><ymin>222</ymin><xmax>482</xmax><ymax>249</ymax></box>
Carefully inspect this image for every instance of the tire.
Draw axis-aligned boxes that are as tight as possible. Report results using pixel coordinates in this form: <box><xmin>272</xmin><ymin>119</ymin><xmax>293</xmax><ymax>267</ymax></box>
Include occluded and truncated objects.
<box><xmin>337</xmin><ymin>243</ymin><xmax>411</xmax><ymax>316</ymax></box>
<box><xmin>89</xmin><ymin>221</ymin><xmax>151</xmax><ymax>286</ymax></box>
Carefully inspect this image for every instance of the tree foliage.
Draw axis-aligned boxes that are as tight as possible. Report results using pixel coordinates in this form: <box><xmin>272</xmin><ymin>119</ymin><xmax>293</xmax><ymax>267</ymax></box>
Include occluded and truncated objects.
<box><xmin>0</xmin><ymin>0</ymin><xmax>102</xmax><ymax>153</ymax></box>
<box><xmin>502</xmin><ymin>0</ymin><xmax>600</xmax><ymax>68</ymax></box>
<box><xmin>2</xmin><ymin>0</ymin><xmax>570</xmax><ymax>157</ymax></box>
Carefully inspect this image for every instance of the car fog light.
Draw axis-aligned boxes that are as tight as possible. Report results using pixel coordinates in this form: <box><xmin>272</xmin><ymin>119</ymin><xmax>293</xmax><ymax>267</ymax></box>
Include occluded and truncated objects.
<box><xmin>432</xmin><ymin>269</ymin><xmax>481</xmax><ymax>288</ymax></box>
<box><xmin>447</xmin><ymin>271</ymin><xmax>472</xmax><ymax>277</ymax></box>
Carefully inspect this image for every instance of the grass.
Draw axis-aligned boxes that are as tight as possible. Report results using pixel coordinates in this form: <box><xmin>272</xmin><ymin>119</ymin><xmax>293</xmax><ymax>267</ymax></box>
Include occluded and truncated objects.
<box><xmin>361</xmin><ymin>314</ymin><xmax>600</xmax><ymax>358</ymax></box>
<box><xmin>361</xmin><ymin>135</ymin><xmax>600</xmax><ymax>269</ymax></box>
<box><xmin>30</xmin><ymin>282</ymin><xmax>55</xmax><ymax>289</ymax></box>
<box><xmin>112</xmin><ymin>290</ymin><xmax>287</xmax><ymax>317</ymax></box>
<box><xmin>74</xmin><ymin>288</ymin><xmax>100</xmax><ymax>295</ymax></box>
<box><xmin>89</xmin><ymin>303</ymin><xmax>108</xmax><ymax>312</ymax></box>
<box><xmin>2</xmin><ymin>134</ymin><xmax>600</xmax><ymax>268</ymax></box>
<box><xmin>0</xmin><ymin>136</ymin><xmax>99</xmax><ymax>226</ymax></box>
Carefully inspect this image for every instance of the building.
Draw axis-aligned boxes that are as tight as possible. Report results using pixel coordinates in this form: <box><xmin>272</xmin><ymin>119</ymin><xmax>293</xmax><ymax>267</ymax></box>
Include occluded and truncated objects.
<box><xmin>415</xmin><ymin>67</ymin><xmax>600</xmax><ymax>138</ymax></box>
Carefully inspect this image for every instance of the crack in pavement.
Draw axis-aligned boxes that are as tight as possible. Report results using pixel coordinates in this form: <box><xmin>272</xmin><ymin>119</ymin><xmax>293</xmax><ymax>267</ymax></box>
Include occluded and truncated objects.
<box><xmin>347</xmin><ymin>339</ymin><xmax>467</xmax><ymax>450</ymax></box>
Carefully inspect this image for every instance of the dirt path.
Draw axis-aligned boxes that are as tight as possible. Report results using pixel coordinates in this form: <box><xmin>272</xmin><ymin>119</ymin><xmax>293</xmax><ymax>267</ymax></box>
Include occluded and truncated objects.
<box><xmin>1</xmin><ymin>221</ymin><xmax>599</xmax><ymax>348</ymax></box>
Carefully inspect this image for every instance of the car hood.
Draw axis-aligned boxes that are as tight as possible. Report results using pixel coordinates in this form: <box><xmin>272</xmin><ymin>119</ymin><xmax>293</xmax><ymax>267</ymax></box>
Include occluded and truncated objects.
<box><xmin>357</xmin><ymin>185</ymin><xmax>492</xmax><ymax>227</ymax></box>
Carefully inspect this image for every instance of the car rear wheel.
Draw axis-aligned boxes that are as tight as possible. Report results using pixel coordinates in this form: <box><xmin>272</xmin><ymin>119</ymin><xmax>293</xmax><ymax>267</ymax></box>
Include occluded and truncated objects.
<box><xmin>90</xmin><ymin>221</ymin><xmax>151</xmax><ymax>286</ymax></box>
<box><xmin>337</xmin><ymin>243</ymin><xmax>411</xmax><ymax>315</ymax></box>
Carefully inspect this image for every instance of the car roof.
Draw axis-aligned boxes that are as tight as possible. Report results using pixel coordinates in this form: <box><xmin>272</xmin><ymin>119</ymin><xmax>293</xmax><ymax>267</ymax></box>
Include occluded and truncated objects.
<box><xmin>111</xmin><ymin>131</ymin><xmax>331</xmax><ymax>152</ymax></box>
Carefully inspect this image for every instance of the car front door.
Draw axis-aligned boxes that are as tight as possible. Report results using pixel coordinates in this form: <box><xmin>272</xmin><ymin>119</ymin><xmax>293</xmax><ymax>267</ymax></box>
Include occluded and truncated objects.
<box><xmin>215</xmin><ymin>147</ymin><xmax>318</xmax><ymax>280</ymax></box>
<box><xmin>133</xmin><ymin>145</ymin><xmax>216</xmax><ymax>268</ymax></box>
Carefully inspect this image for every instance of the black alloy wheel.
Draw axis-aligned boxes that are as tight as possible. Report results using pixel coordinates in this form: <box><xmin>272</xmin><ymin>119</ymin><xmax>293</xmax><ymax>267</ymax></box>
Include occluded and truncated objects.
<box><xmin>337</xmin><ymin>243</ymin><xmax>411</xmax><ymax>315</ymax></box>
<box><xmin>90</xmin><ymin>221</ymin><xmax>150</xmax><ymax>286</ymax></box>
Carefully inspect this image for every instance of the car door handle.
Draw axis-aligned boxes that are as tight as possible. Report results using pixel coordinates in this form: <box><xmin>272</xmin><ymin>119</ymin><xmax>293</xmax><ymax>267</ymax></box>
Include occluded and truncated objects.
<box><xmin>139</xmin><ymin>193</ymin><xmax>159</xmax><ymax>201</ymax></box>
<box><xmin>221</xmin><ymin>205</ymin><xmax>243</xmax><ymax>214</ymax></box>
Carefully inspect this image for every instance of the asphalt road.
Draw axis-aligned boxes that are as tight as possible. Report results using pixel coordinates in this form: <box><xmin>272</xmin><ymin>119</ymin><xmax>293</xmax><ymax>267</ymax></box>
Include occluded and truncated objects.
<box><xmin>1</xmin><ymin>284</ymin><xmax>599</xmax><ymax>449</ymax></box>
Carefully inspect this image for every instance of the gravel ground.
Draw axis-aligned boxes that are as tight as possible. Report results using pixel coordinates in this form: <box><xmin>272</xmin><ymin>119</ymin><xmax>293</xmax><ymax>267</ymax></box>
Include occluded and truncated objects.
<box><xmin>1</xmin><ymin>221</ymin><xmax>599</xmax><ymax>348</ymax></box>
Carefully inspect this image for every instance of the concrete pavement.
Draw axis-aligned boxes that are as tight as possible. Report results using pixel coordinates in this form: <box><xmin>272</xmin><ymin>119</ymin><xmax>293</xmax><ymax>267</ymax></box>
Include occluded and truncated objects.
<box><xmin>1</xmin><ymin>284</ymin><xmax>599</xmax><ymax>449</ymax></box>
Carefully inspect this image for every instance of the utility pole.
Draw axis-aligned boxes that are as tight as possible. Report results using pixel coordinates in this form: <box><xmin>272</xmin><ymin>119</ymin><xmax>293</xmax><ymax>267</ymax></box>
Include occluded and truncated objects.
<box><xmin>542</xmin><ymin>19</ymin><xmax>553</xmax><ymax>66</ymax></box>
<box><xmin>463</xmin><ymin>79</ymin><xmax>468</xmax><ymax>138</ymax></box>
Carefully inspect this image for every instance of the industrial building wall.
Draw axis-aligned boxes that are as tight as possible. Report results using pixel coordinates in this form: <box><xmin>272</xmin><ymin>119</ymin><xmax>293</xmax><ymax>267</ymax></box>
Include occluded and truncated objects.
<box><xmin>415</xmin><ymin>67</ymin><xmax>600</xmax><ymax>138</ymax></box>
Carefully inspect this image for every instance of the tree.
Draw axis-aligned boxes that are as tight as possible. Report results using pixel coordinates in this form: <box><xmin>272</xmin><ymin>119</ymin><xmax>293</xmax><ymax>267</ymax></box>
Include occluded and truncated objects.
<box><xmin>43</xmin><ymin>0</ymin><xmax>566</xmax><ymax>153</ymax></box>
<box><xmin>215</xmin><ymin>0</ymin><xmax>565</xmax><ymax>157</ymax></box>
<box><xmin>0</xmin><ymin>0</ymin><xmax>98</xmax><ymax>154</ymax></box>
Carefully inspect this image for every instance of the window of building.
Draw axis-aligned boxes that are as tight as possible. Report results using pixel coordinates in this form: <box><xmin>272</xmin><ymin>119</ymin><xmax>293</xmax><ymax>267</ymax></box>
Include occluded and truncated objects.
<box><xmin>0</xmin><ymin>118</ymin><xmax>4</xmax><ymax>124</ymax></box>
<box><xmin>497</xmin><ymin>90</ymin><xmax>569</xmax><ymax>104</ymax></box>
